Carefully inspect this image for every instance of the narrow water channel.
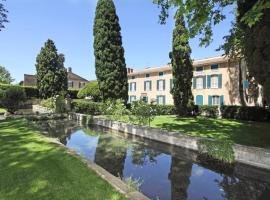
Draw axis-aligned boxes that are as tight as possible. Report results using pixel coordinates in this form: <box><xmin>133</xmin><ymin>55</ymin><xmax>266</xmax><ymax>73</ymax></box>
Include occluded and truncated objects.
<box><xmin>33</xmin><ymin>120</ymin><xmax>270</xmax><ymax>200</ymax></box>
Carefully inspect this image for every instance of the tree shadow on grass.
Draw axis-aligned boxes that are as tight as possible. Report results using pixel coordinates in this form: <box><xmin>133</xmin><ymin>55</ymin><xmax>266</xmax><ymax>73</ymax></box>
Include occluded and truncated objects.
<box><xmin>0</xmin><ymin>119</ymin><xmax>126</xmax><ymax>200</ymax></box>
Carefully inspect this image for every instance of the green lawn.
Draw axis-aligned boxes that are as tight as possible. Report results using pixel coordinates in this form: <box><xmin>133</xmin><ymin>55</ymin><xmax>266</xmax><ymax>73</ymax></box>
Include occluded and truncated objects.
<box><xmin>0</xmin><ymin>108</ymin><xmax>6</xmax><ymax>114</ymax></box>
<box><xmin>0</xmin><ymin>119</ymin><xmax>126</xmax><ymax>200</ymax></box>
<box><xmin>150</xmin><ymin>116</ymin><xmax>270</xmax><ymax>149</ymax></box>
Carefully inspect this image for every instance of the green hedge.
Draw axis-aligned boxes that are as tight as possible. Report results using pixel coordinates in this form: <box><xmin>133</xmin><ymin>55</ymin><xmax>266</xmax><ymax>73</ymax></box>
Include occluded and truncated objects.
<box><xmin>0</xmin><ymin>84</ymin><xmax>39</xmax><ymax>98</ymax></box>
<box><xmin>150</xmin><ymin>104</ymin><xmax>176</xmax><ymax>115</ymax></box>
<box><xmin>198</xmin><ymin>106</ymin><xmax>219</xmax><ymax>118</ymax></box>
<box><xmin>71</xmin><ymin>99</ymin><xmax>102</xmax><ymax>115</ymax></box>
<box><xmin>221</xmin><ymin>105</ymin><xmax>270</xmax><ymax>122</ymax></box>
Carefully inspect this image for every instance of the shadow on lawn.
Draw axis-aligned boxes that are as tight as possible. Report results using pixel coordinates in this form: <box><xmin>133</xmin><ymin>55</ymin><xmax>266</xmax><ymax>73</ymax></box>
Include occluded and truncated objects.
<box><xmin>154</xmin><ymin>117</ymin><xmax>270</xmax><ymax>148</ymax></box>
<box><xmin>0</xmin><ymin>119</ymin><xmax>125</xmax><ymax>200</ymax></box>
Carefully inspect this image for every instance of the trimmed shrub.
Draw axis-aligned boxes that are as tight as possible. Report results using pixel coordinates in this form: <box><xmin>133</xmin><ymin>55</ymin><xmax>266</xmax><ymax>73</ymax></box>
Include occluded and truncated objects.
<box><xmin>71</xmin><ymin>99</ymin><xmax>102</xmax><ymax>115</ymax></box>
<box><xmin>0</xmin><ymin>84</ymin><xmax>39</xmax><ymax>98</ymax></box>
<box><xmin>40</xmin><ymin>98</ymin><xmax>55</xmax><ymax>110</ymax></box>
<box><xmin>221</xmin><ymin>105</ymin><xmax>270</xmax><ymax>122</ymax></box>
<box><xmin>77</xmin><ymin>81</ymin><xmax>101</xmax><ymax>101</ymax></box>
<box><xmin>130</xmin><ymin>100</ymin><xmax>155</xmax><ymax>125</ymax></box>
<box><xmin>150</xmin><ymin>104</ymin><xmax>176</xmax><ymax>115</ymax></box>
<box><xmin>0</xmin><ymin>86</ymin><xmax>26</xmax><ymax>114</ymax></box>
<box><xmin>67</xmin><ymin>89</ymin><xmax>79</xmax><ymax>99</ymax></box>
<box><xmin>198</xmin><ymin>106</ymin><xmax>219</xmax><ymax>118</ymax></box>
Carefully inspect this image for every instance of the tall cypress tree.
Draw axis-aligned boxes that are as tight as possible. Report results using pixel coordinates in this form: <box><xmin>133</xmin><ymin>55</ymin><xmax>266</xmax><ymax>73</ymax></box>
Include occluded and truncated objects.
<box><xmin>170</xmin><ymin>11</ymin><xmax>193</xmax><ymax>116</ymax></box>
<box><xmin>36</xmin><ymin>39</ymin><xmax>68</xmax><ymax>99</ymax></box>
<box><xmin>93</xmin><ymin>0</ymin><xmax>128</xmax><ymax>103</ymax></box>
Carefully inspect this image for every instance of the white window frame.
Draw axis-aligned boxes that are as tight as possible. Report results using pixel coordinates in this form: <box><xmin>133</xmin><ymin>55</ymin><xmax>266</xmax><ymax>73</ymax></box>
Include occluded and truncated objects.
<box><xmin>157</xmin><ymin>96</ymin><xmax>165</xmax><ymax>105</ymax></box>
<box><xmin>145</xmin><ymin>81</ymin><xmax>151</xmax><ymax>91</ymax></box>
<box><xmin>196</xmin><ymin>77</ymin><xmax>203</xmax><ymax>89</ymax></box>
<box><xmin>211</xmin><ymin>76</ymin><xmax>219</xmax><ymax>89</ymax></box>
<box><xmin>212</xmin><ymin>96</ymin><xmax>220</xmax><ymax>106</ymax></box>
<box><xmin>130</xmin><ymin>96</ymin><xmax>136</xmax><ymax>102</ymax></box>
<box><xmin>158</xmin><ymin>80</ymin><xmax>164</xmax><ymax>91</ymax></box>
<box><xmin>130</xmin><ymin>82</ymin><xmax>136</xmax><ymax>92</ymax></box>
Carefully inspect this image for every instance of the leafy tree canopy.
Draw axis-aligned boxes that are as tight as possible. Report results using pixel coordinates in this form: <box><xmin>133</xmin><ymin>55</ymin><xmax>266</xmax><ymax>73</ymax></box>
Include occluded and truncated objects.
<box><xmin>0</xmin><ymin>66</ymin><xmax>14</xmax><ymax>84</ymax></box>
<box><xmin>0</xmin><ymin>0</ymin><xmax>8</xmax><ymax>31</ymax></box>
<box><xmin>154</xmin><ymin>0</ymin><xmax>270</xmax><ymax>46</ymax></box>
<box><xmin>77</xmin><ymin>81</ymin><xmax>101</xmax><ymax>101</ymax></box>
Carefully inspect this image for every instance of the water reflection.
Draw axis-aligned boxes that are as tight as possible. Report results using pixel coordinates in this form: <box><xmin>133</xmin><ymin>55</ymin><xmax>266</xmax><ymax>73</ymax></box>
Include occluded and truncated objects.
<box><xmin>33</xmin><ymin>120</ymin><xmax>270</xmax><ymax>200</ymax></box>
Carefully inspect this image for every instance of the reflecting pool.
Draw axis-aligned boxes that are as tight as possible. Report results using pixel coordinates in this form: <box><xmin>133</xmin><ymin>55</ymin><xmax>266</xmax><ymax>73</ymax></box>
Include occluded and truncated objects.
<box><xmin>33</xmin><ymin>120</ymin><xmax>270</xmax><ymax>200</ymax></box>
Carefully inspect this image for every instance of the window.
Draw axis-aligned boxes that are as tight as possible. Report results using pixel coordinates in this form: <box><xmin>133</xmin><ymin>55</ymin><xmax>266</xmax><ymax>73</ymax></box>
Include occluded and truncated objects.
<box><xmin>144</xmin><ymin>81</ymin><xmax>152</xmax><ymax>91</ymax></box>
<box><xmin>211</xmin><ymin>64</ymin><xmax>219</xmax><ymax>70</ymax></box>
<box><xmin>196</xmin><ymin>66</ymin><xmax>204</xmax><ymax>72</ymax></box>
<box><xmin>142</xmin><ymin>96</ymin><xmax>148</xmax><ymax>103</ymax></box>
<box><xmin>145</xmin><ymin>73</ymin><xmax>150</xmax><ymax>78</ymax></box>
<box><xmin>157</xmin><ymin>80</ymin><xmax>165</xmax><ymax>91</ymax></box>
<box><xmin>68</xmin><ymin>81</ymin><xmax>73</xmax><ymax>88</ymax></box>
<box><xmin>130</xmin><ymin>82</ymin><xmax>136</xmax><ymax>92</ymax></box>
<box><xmin>129</xmin><ymin>96</ymin><xmax>136</xmax><ymax>102</ymax></box>
<box><xmin>211</xmin><ymin>75</ymin><xmax>219</xmax><ymax>88</ymax></box>
<box><xmin>196</xmin><ymin>77</ymin><xmax>203</xmax><ymax>89</ymax></box>
<box><xmin>212</xmin><ymin>96</ymin><xmax>220</xmax><ymax>105</ymax></box>
<box><xmin>170</xmin><ymin>79</ymin><xmax>174</xmax><ymax>90</ymax></box>
<box><xmin>132</xmin><ymin>76</ymin><xmax>136</xmax><ymax>79</ymax></box>
<box><xmin>159</xmin><ymin>72</ymin><xmax>164</xmax><ymax>76</ymax></box>
<box><xmin>157</xmin><ymin>95</ymin><xmax>165</xmax><ymax>105</ymax></box>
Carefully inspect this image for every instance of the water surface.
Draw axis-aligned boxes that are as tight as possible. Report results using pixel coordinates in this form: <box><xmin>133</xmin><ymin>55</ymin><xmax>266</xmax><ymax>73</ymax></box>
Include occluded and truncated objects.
<box><xmin>33</xmin><ymin>120</ymin><xmax>270</xmax><ymax>200</ymax></box>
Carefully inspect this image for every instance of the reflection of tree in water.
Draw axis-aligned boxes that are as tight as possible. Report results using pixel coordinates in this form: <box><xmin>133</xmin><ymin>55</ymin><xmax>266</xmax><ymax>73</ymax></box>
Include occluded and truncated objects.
<box><xmin>131</xmin><ymin>144</ymin><xmax>162</xmax><ymax>166</ymax></box>
<box><xmin>169</xmin><ymin>157</ymin><xmax>192</xmax><ymax>200</ymax></box>
<box><xmin>94</xmin><ymin>135</ymin><xmax>127</xmax><ymax>178</ymax></box>
<box><xmin>218</xmin><ymin>176</ymin><xmax>270</xmax><ymax>200</ymax></box>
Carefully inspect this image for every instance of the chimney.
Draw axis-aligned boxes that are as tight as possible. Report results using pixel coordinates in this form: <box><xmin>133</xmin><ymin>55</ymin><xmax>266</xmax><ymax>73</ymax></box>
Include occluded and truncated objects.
<box><xmin>68</xmin><ymin>67</ymin><xmax>72</xmax><ymax>73</ymax></box>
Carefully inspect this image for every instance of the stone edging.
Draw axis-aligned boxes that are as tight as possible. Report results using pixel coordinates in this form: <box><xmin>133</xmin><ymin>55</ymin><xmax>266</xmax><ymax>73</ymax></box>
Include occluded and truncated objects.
<box><xmin>68</xmin><ymin>113</ymin><xmax>270</xmax><ymax>170</ymax></box>
<box><xmin>49</xmin><ymin>138</ymin><xmax>150</xmax><ymax>200</ymax></box>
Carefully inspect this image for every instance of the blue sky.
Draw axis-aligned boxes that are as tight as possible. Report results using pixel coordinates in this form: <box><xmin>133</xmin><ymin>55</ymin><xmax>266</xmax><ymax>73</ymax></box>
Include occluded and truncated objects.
<box><xmin>0</xmin><ymin>0</ymin><xmax>234</xmax><ymax>83</ymax></box>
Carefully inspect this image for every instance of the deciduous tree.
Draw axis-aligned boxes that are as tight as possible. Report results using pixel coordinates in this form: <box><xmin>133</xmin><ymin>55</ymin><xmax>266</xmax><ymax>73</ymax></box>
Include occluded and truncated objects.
<box><xmin>0</xmin><ymin>65</ymin><xmax>14</xmax><ymax>84</ymax></box>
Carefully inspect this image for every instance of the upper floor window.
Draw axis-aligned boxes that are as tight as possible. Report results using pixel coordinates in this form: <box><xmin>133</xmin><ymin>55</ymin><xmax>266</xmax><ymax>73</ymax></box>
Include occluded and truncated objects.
<box><xmin>159</xmin><ymin>72</ymin><xmax>164</xmax><ymax>76</ymax></box>
<box><xmin>157</xmin><ymin>80</ymin><xmax>165</xmax><ymax>91</ymax></box>
<box><xmin>145</xmin><ymin>73</ymin><xmax>150</xmax><ymax>78</ymax></box>
<box><xmin>211</xmin><ymin>64</ymin><xmax>219</xmax><ymax>70</ymax></box>
<box><xmin>196</xmin><ymin>66</ymin><xmax>204</xmax><ymax>72</ymax></box>
<box><xmin>144</xmin><ymin>81</ymin><xmax>152</xmax><ymax>91</ymax></box>
<box><xmin>211</xmin><ymin>75</ymin><xmax>219</xmax><ymax>89</ymax></box>
<box><xmin>130</xmin><ymin>82</ymin><xmax>136</xmax><ymax>92</ymax></box>
<box><xmin>196</xmin><ymin>77</ymin><xmax>203</xmax><ymax>89</ymax></box>
<box><xmin>131</xmin><ymin>76</ymin><xmax>136</xmax><ymax>79</ymax></box>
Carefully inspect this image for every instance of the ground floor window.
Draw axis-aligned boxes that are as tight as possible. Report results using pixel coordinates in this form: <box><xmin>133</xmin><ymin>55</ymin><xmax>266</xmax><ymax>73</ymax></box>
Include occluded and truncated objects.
<box><xmin>129</xmin><ymin>96</ymin><xmax>136</xmax><ymax>103</ymax></box>
<box><xmin>212</xmin><ymin>95</ymin><xmax>220</xmax><ymax>105</ymax></box>
<box><xmin>141</xmin><ymin>96</ymin><xmax>148</xmax><ymax>103</ymax></box>
<box><xmin>157</xmin><ymin>95</ymin><xmax>165</xmax><ymax>105</ymax></box>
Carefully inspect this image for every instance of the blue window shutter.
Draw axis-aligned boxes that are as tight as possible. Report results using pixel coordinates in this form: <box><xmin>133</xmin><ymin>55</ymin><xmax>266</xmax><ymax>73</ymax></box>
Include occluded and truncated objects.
<box><xmin>207</xmin><ymin>75</ymin><xmax>211</xmax><ymax>88</ymax></box>
<box><xmin>218</xmin><ymin>74</ymin><xmax>222</xmax><ymax>88</ymax></box>
<box><xmin>163</xmin><ymin>80</ymin><xmax>165</xmax><ymax>91</ymax></box>
<box><xmin>150</xmin><ymin>81</ymin><xmax>152</xmax><ymax>91</ymax></box>
<box><xmin>220</xmin><ymin>95</ymin><xmax>224</xmax><ymax>106</ymax></box>
<box><xmin>156</xmin><ymin>96</ymin><xmax>159</xmax><ymax>104</ymax></box>
<box><xmin>157</xmin><ymin>80</ymin><xmax>159</xmax><ymax>90</ymax></box>
<box><xmin>203</xmin><ymin>76</ymin><xmax>206</xmax><ymax>89</ymax></box>
<box><xmin>163</xmin><ymin>96</ymin><xmax>166</xmax><ymax>105</ymax></box>
<box><xmin>129</xmin><ymin>83</ymin><xmax>131</xmax><ymax>91</ymax></box>
<box><xmin>170</xmin><ymin>79</ymin><xmax>173</xmax><ymax>90</ymax></box>
<box><xmin>144</xmin><ymin>81</ymin><xmax>146</xmax><ymax>91</ymax></box>
<box><xmin>193</xmin><ymin>77</ymin><xmax>197</xmax><ymax>89</ymax></box>
<box><xmin>146</xmin><ymin>97</ymin><xmax>148</xmax><ymax>103</ymax></box>
<box><xmin>208</xmin><ymin>95</ymin><xmax>212</xmax><ymax>106</ymax></box>
<box><xmin>196</xmin><ymin>95</ymin><xmax>203</xmax><ymax>105</ymax></box>
<box><xmin>135</xmin><ymin>83</ymin><xmax>137</xmax><ymax>91</ymax></box>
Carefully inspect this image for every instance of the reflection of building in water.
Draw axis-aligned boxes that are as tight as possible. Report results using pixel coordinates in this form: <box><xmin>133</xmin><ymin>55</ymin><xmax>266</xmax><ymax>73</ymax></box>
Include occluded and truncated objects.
<box><xmin>169</xmin><ymin>157</ymin><xmax>192</xmax><ymax>200</ymax></box>
<box><xmin>94</xmin><ymin>135</ymin><xmax>127</xmax><ymax>177</ymax></box>
<box><xmin>219</xmin><ymin>176</ymin><xmax>270</xmax><ymax>200</ymax></box>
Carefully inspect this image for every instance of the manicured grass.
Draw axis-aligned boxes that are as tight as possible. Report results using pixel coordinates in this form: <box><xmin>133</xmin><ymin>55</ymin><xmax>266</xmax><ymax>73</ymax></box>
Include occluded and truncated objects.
<box><xmin>150</xmin><ymin>116</ymin><xmax>270</xmax><ymax>149</ymax></box>
<box><xmin>0</xmin><ymin>119</ymin><xmax>127</xmax><ymax>200</ymax></box>
<box><xmin>0</xmin><ymin>108</ymin><xmax>6</xmax><ymax>114</ymax></box>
